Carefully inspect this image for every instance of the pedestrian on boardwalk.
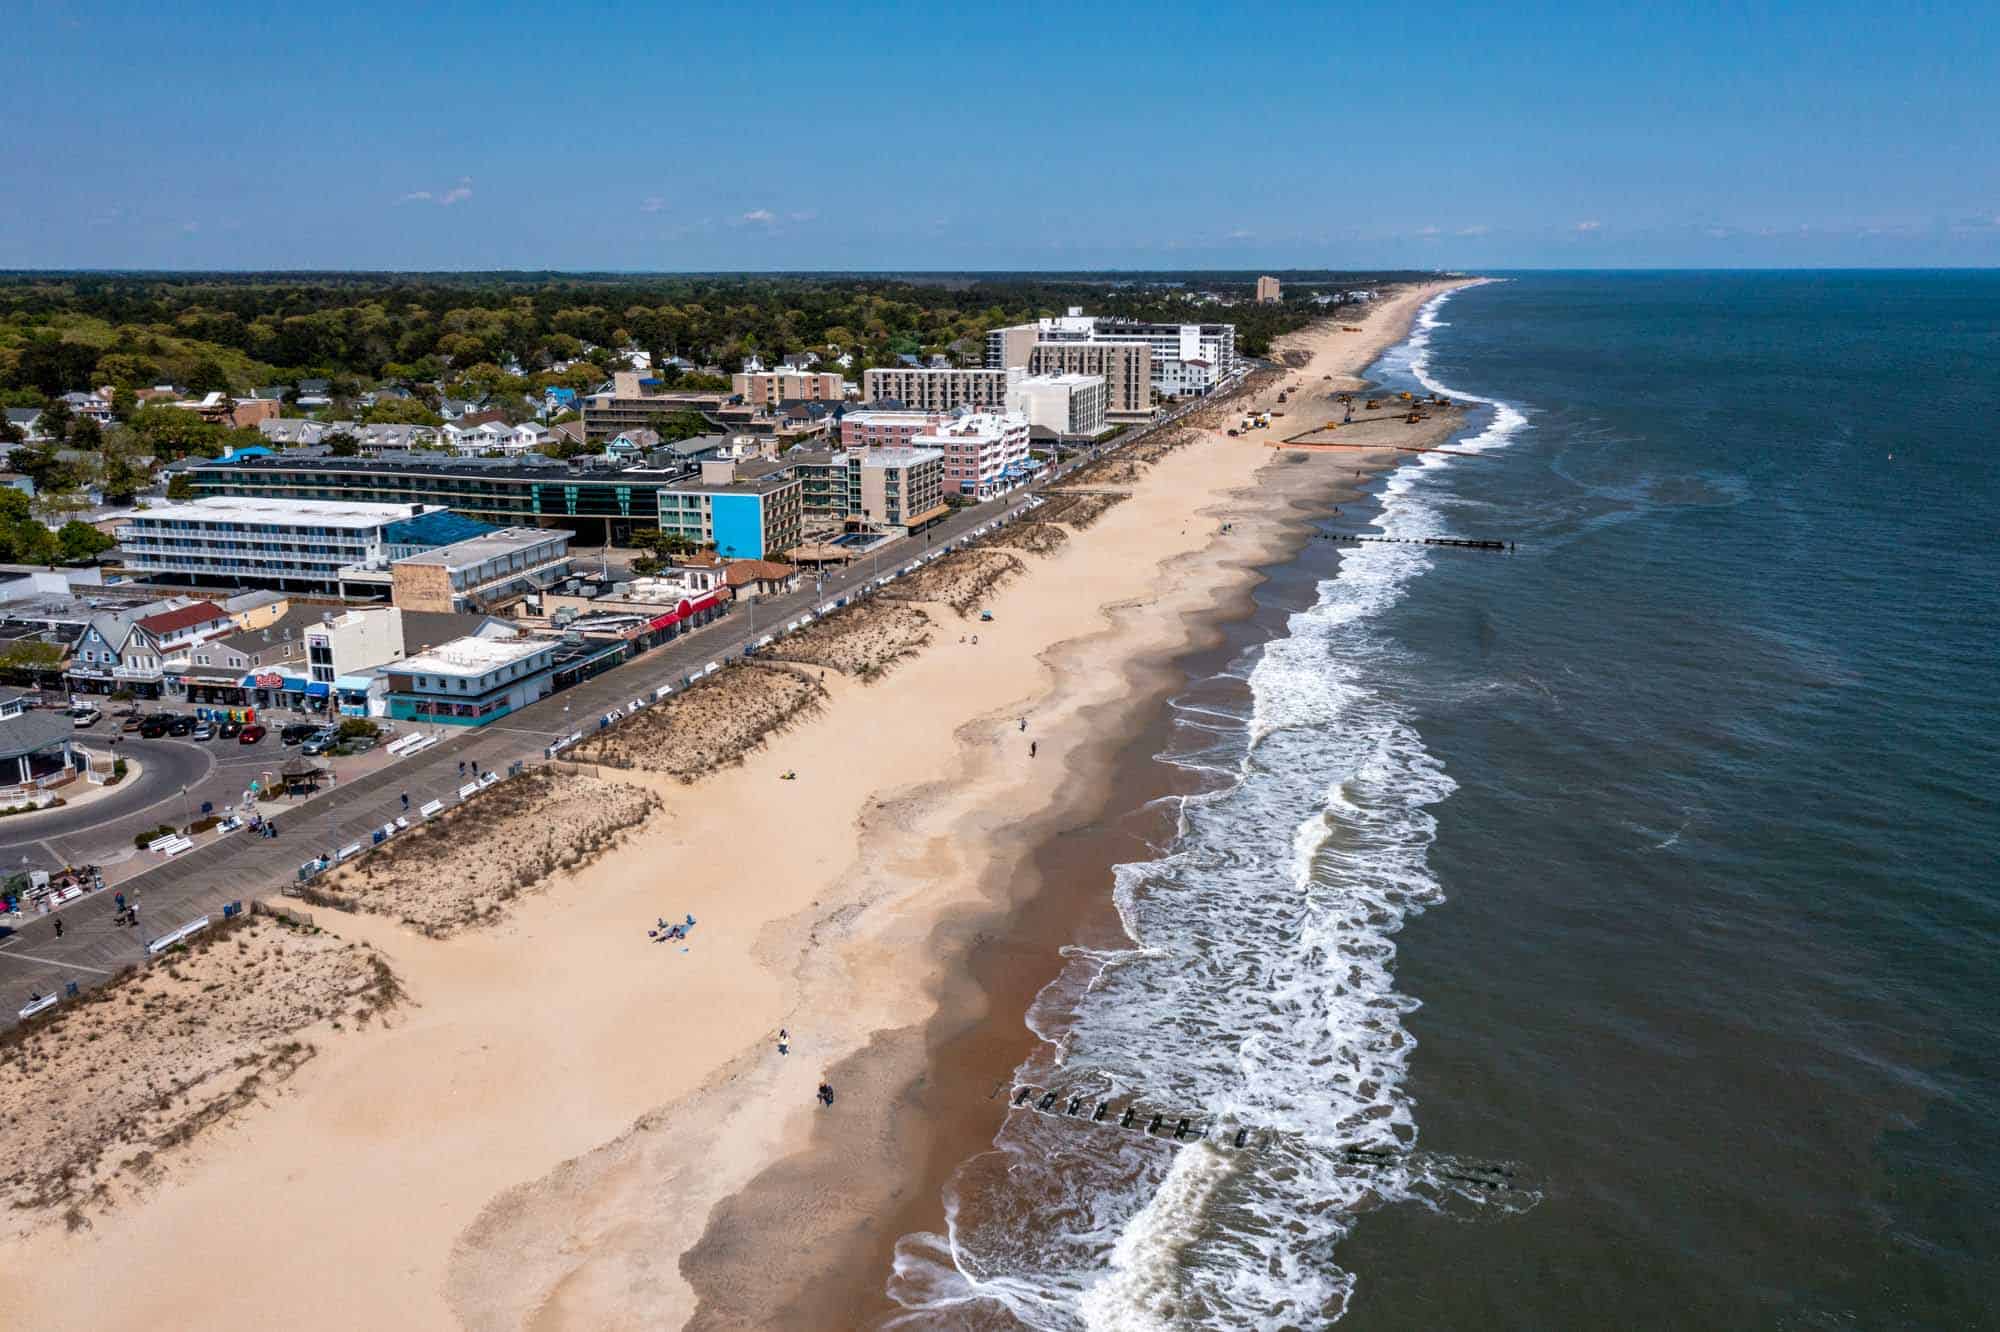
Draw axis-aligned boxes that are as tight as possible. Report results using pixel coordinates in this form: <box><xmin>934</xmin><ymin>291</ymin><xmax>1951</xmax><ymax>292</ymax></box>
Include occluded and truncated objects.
<box><xmin>53</xmin><ymin>917</ymin><xmax>63</xmax><ymax>939</ymax></box>
<box><xmin>401</xmin><ymin>792</ymin><xmax>410</xmax><ymax>810</ymax></box>
<box><xmin>458</xmin><ymin>760</ymin><xmax>467</xmax><ymax>776</ymax></box>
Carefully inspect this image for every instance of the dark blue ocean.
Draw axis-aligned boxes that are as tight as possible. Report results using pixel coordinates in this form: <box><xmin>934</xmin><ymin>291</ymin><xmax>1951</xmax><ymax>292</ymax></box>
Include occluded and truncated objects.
<box><xmin>1339</xmin><ymin>271</ymin><xmax>2000</xmax><ymax>1328</ymax></box>
<box><xmin>888</xmin><ymin>272</ymin><xmax>1999</xmax><ymax>1330</ymax></box>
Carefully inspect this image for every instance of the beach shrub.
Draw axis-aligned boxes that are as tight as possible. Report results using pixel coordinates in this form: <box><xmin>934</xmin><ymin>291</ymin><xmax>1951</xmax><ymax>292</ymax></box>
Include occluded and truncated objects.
<box><xmin>133</xmin><ymin>823</ymin><xmax>176</xmax><ymax>849</ymax></box>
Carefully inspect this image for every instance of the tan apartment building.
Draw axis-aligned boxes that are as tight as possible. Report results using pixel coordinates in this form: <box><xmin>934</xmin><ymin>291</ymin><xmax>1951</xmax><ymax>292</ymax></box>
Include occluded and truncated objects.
<box><xmin>1256</xmin><ymin>275</ymin><xmax>1282</xmax><ymax>303</ymax></box>
<box><xmin>1026</xmin><ymin>341</ymin><xmax>1152</xmax><ymax>419</ymax></box>
<box><xmin>792</xmin><ymin>447</ymin><xmax>947</xmax><ymax>535</ymax></box>
<box><xmin>861</xmin><ymin>366</ymin><xmax>1015</xmax><ymax>412</ymax></box>
<box><xmin>582</xmin><ymin>372</ymin><xmax>740</xmax><ymax>442</ymax></box>
<box><xmin>984</xmin><ymin>323</ymin><xmax>1041</xmax><ymax>371</ymax></box>
<box><xmin>731</xmin><ymin>369</ymin><xmax>846</xmax><ymax>410</ymax></box>
<box><xmin>389</xmin><ymin>527</ymin><xmax>576</xmax><ymax>614</ymax></box>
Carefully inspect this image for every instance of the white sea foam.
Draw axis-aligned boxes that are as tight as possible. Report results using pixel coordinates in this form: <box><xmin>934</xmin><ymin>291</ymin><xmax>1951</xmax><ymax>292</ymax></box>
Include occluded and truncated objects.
<box><xmin>887</xmin><ymin>289</ymin><xmax>1525</xmax><ymax>1329</ymax></box>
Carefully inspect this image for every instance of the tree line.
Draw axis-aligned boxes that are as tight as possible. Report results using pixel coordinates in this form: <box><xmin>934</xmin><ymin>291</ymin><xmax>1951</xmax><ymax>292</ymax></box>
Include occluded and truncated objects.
<box><xmin>0</xmin><ymin>270</ymin><xmax>1431</xmax><ymax>404</ymax></box>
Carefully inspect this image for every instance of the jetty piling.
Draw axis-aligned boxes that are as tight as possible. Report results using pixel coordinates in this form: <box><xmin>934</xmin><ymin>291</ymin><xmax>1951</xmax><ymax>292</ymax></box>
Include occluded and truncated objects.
<box><xmin>1001</xmin><ymin>1085</ymin><xmax>1518</xmax><ymax>1189</ymax></box>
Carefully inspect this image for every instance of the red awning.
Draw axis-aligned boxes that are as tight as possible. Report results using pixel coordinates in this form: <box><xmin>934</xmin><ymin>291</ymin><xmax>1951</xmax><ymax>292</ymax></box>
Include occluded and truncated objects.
<box><xmin>644</xmin><ymin>590</ymin><xmax>721</xmax><ymax>634</ymax></box>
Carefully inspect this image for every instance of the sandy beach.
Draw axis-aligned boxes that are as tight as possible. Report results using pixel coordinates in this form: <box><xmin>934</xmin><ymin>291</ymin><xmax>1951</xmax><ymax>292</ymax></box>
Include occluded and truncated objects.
<box><xmin>0</xmin><ymin>280</ymin><xmax>1472</xmax><ymax>1331</ymax></box>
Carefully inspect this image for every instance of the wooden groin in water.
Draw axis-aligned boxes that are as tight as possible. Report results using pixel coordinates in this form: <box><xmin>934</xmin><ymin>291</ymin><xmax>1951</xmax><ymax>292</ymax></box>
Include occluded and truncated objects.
<box><xmin>1316</xmin><ymin>534</ymin><xmax>1513</xmax><ymax>551</ymax></box>
<box><xmin>999</xmin><ymin>1084</ymin><xmax>1521</xmax><ymax>1193</ymax></box>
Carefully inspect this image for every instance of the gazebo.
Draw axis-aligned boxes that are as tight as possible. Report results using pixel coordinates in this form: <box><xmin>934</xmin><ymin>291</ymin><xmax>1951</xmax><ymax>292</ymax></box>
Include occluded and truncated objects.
<box><xmin>0</xmin><ymin>695</ymin><xmax>78</xmax><ymax>800</ymax></box>
<box><xmin>280</xmin><ymin>757</ymin><xmax>328</xmax><ymax>795</ymax></box>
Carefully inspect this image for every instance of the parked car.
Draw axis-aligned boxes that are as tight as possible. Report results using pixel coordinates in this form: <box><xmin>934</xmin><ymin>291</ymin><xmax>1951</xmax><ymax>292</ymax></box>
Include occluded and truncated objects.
<box><xmin>238</xmin><ymin>724</ymin><xmax>267</xmax><ymax>745</ymax></box>
<box><xmin>191</xmin><ymin>723</ymin><xmax>214</xmax><ymax>741</ymax></box>
<box><xmin>69</xmin><ymin>707</ymin><xmax>101</xmax><ymax>728</ymax></box>
<box><xmin>280</xmin><ymin>723</ymin><xmax>318</xmax><ymax>746</ymax></box>
<box><xmin>139</xmin><ymin>718</ymin><xmax>171</xmax><ymax>739</ymax></box>
<box><xmin>216</xmin><ymin>719</ymin><xmax>243</xmax><ymax>739</ymax></box>
<box><xmin>301</xmin><ymin>733</ymin><xmax>341</xmax><ymax>757</ymax></box>
<box><xmin>168</xmin><ymin>716</ymin><xmax>197</xmax><ymax>737</ymax></box>
<box><xmin>121</xmin><ymin>715</ymin><xmax>145</xmax><ymax>733</ymax></box>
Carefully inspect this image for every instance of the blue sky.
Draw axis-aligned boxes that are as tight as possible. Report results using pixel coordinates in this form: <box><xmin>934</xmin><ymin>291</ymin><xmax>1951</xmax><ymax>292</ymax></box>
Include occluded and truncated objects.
<box><xmin>4</xmin><ymin>1</ymin><xmax>1995</xmax><ymax>271</ymax></box>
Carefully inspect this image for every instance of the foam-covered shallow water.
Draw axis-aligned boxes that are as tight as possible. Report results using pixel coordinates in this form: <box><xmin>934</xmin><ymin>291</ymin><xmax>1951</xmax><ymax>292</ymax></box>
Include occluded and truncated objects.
<box><xmin>886</xmin><ymin>287</ymin><xmax>1523</xmax><ymax>1329</ymax></box>
<box><xmin>888</xmin><ymin>272</ymin><xmax>2000</xmax><ymax>1329</ymax></box>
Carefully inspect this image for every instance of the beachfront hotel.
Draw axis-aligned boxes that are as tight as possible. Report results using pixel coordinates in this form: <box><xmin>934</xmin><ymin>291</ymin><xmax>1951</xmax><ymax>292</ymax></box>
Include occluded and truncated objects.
<box><xmin>1024</xmin><ymin>340</ymin><xmax>1153</xmax><ymax>419</ymax></box>
<box><xmin>115</xmin><ymin>497</ymin><xmax>453</xmax><ymax>595</ymax></box>
<box><xmin>987</xmin><ymin>309</ymin><xmax>1239</xmax><ymax>408</ymax></box>
<box><xmin>1006</xmin><ymin>372</ymin><xmax>1110</xmax><ymax>439</ymax></box>
<box><xmin>861</xmin><ymin>366</ymin><xmax>1017</xmax><ymax>412</ymax></box>
<box><xmin>789</xmin><ymin>446</ymin><xmax>948</xmax><ymax>535</ymax></box>
<box><xmin>383</xmin><ymin>632</ymin><xmax>559</xmax><ymax>726</ymax></box>
<box><xmin>911</xmin><ymin>412</ymin><xmax>1033</xmax><ymax>500</ymax></box>
<box><xmin>182</xmin><ymin>449</ymin><xmax>797</xmax><ymax>551</ymax></box>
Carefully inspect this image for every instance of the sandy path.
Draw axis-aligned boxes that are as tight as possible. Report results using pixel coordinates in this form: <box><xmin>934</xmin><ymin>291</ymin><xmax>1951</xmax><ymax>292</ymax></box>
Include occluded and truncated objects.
<box><xmin>0</xmin><ymin>282</ymin><xmax>1467</xmax><ymax>1331</ymax></box>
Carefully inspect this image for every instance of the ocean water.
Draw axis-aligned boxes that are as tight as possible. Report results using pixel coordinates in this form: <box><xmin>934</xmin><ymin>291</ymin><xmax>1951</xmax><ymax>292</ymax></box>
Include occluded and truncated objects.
<box><xmin>885</xmin><ymin>272</ymin><xmax>2000</xmax><ymax>1329</ymax></box>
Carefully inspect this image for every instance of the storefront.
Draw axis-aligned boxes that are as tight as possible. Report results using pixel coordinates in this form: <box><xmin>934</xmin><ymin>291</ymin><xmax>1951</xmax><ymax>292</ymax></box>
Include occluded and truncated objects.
<box><xmin>632</xmin><ymin>590</ymin><xmax>727</xmax><ymax>652</ymax></box>
<box><xmin>333</xmin><ymin>671</ymin><xmax>387</xmax><ymax>718</ymax></box>
<box><xmin>180</xmin><ymin>668</ymin><xmax>251</xmax><ymax>707</ymax></box>
<box><xmin>242</xmin><ymin>670</ymin><xmax>329</xmax><ymax>715</ymax></box>
<box><xmin>64</xmin><ymin>669</ymin><xmax>163</xmax><ymax>700</ymax></box>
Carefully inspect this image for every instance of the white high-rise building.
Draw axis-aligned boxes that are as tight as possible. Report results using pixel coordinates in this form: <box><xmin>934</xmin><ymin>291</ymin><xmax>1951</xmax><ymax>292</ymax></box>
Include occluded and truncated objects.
<box><xmin>987</xmin><ymin>309</ymin><xmax>1237</xmax><ymax>399</ymax></box>
<box><xmin>1006</xmin><ymin>373</ymin><xmax>1109</xmax><ymax>439</ymax></box>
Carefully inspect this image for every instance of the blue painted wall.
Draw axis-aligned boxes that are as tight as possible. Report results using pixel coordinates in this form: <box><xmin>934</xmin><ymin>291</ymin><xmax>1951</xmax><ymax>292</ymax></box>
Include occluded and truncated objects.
<box><xmin>709</xmin><ymin>493</ymin><xmax>765</xmax><ymax>558</ymax></box>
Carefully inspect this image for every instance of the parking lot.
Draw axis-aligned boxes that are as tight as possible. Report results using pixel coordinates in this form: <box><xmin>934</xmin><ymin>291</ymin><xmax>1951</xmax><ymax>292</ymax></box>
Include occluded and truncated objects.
<box><xmin>1</xmin><ymin>699</ymin><xmax>442</xmax><ymax>881</ymax></box>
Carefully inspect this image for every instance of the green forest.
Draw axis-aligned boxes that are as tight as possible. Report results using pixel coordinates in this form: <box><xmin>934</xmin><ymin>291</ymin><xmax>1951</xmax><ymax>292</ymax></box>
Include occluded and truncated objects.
<box><xmin>0</xmin><ymin>270</ymin><xmax>1431</xmax><ymax>406</ymax></box>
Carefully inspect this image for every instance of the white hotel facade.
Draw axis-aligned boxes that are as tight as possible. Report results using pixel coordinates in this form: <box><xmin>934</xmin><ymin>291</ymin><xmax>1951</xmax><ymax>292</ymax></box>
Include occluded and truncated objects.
<box><xmin>911</xmin><ymin>412</ymin><xmax>1033</xmax><ymax>500</ymax></box>
<box><xmin>116</xmin><ymin>497</ymin><xmax>448</xmax><ymax>594</ymax></box>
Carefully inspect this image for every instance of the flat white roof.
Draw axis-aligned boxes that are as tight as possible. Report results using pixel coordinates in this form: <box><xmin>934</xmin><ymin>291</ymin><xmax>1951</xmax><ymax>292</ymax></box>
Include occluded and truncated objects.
<box><xmin>399</xmin><ymin>633</ymin><xmax>550</xmax><ymax>677</ymax></box>
<box><xmin>1015</xmin><ymin>373</ymin><xmax>1105</xmax><ymax>388</ymax></box>
<box><xmin>394</xmin><ymin>526</ymin><xmax>575</xmax><ymax>569</ymax></box>
<box><xmin>860</xmin><ymin>447</ymin><xmax>944</xmax><ymax>467</ymax></box>
<box><xmin>129</xmin><ymin>497</ymin><xmax>442</xmax><ymax>529</ymax></box>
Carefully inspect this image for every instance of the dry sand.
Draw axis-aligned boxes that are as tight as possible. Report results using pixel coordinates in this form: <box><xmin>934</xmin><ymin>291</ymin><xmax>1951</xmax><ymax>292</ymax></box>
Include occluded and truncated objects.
<box><xmin>0</xmin><ymin>912</ymin><xmax>400</xmax><ymax>1237</ymax></box>
<box><xmin>0</xmin><ymin>281</ymin><xmax>1473</xmax><ymax>1331</ymax></box>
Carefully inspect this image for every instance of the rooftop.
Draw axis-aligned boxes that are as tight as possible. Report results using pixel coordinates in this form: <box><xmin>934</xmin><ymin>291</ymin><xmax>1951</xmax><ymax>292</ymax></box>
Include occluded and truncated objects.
<box><xmin>0</xmin><ymin>709</ymin><xmax>73</xmax><ymax>761</ymax></box>
<box><xmin>399</xmin><ymin>633</ymin><xmax>550</xmax><ymax>678</ymax></box>
<box><xmin>127</xmin><ymin>497</ymin><xmax>445</xmax><ymax>529</ymax></box>
<box><xmin>860</xmin><ymin>446</ymin><xmax>943</xmax><ymax>468</ymax></box>
<box><xmin>382</xmin><ymin>509</ymin><xmax>496</xmax><ymax>548</ymax></box>
<box><xmin>134</xmin><ymin>601</ymin><xmax>230</xmax><ymax>636</ymax></box>
<box><xmin>191</xmin><ymin>450</ymin><xmax>691</xmax><ymax>486</ymax></box>
<box><xmin>394</xmin><ymin>526</ymin><xmax>574</xmax><ymax>569</ymax></box>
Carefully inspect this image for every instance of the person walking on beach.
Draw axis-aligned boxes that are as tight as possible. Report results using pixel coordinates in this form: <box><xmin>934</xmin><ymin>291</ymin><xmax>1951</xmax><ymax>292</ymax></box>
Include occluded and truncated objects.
<box><xmin>1019</xmin><ymin>717</ymin><xmax>1027</xmax><ymax>732</ymax></box>
<box><xmin>1030</xmin><ymin>740</ymin><xmax>1038</xmax><ymax>759</ymax></box>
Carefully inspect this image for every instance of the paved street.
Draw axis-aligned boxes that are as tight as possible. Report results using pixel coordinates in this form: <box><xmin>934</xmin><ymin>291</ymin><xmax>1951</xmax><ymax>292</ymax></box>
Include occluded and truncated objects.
<box><xmin>0</xmin><ymin>393</ymin><xmax>1221</xmax><ymax>1021</ymax></box>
